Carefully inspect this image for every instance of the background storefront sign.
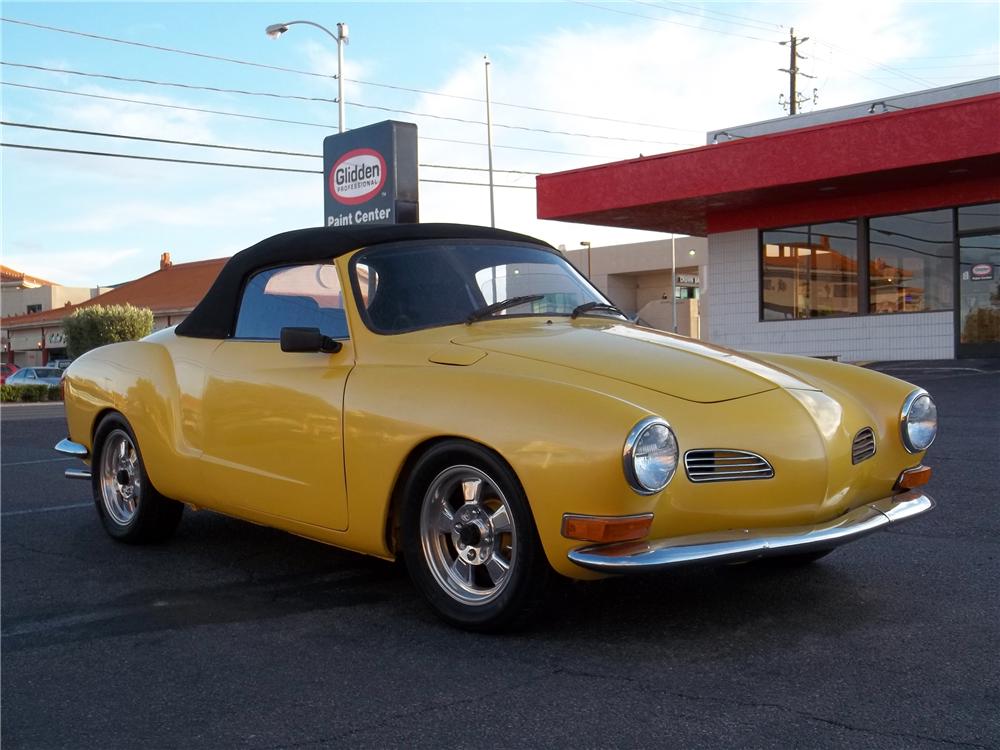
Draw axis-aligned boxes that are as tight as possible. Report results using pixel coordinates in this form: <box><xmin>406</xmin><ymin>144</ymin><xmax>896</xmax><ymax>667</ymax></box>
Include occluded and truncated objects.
<box><xmin>46</xmin><ymin>331</ymin><xmax>66</xmax><ymax>347</ymax></box>
<box><xmin>676</xmin><ymin>274</ymin><xmax>700</xmax><ymax>285</ymax></box>
<box><xmin>970</xmin><ymin>263</ymin><xmax>994</xmax><ymax>281</ymax></box>
<box><xmin>323</xmin><ymin>120</ymin><xmax>418</xmax><ymax>227</ymax></box>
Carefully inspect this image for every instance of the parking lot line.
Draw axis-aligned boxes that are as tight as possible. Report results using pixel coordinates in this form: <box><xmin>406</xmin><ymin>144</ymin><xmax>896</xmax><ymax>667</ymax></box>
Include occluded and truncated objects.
<box><xmin>2</xmin><ymin>457</ymin><xmax>76</xmax><ymax>466</ymax></box>
<box><xmin>2</xmin><ymin>502</ymin><xmax>91</xmax><ymax>517</ymax></box>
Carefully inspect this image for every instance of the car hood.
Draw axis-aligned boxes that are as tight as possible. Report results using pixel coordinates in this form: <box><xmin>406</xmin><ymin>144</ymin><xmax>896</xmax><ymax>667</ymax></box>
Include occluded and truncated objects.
<box><xmin>452</xmin><ymin>321</ymin><xmax>820</xmax><ymax>403</ymax></box>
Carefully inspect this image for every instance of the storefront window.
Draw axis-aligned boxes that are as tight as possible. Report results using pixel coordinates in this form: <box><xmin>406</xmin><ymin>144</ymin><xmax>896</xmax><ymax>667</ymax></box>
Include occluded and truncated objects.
<box><xmin>761</xmin><ymin>222</ymin><xmax>858</xmax><ymax>320</ymax></box>
<box><xmin>958</xmin><ymin>202</ymin><xmax>1000</xmax><ymax>233</ymax></box>
<box><xmin>869</xmin><ymin>209</ymin><xmax>953</xmax><ymax>313</ymax></box>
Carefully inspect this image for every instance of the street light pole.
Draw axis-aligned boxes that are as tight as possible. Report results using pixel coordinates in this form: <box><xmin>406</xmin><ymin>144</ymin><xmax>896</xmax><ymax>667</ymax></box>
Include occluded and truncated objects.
<box><xmin>266</xmin><ymin>20</ymin><xmax>349</xmax><ymax>133</ymax></box>
<box><xmin>484</xmin><ymin>56</ymin><xmax>496</xmax><ymax>228</ymax></box>
<box><xmin>671</xmin><ymin>233</ymin><xmax>678</xmax><ymax>333</ymax></box>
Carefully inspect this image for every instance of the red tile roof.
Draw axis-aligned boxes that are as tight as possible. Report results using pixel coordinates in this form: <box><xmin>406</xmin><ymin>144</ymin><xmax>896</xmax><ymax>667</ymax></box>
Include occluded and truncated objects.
<box><xmin>2</xmin><ymin>257</ymin><xmax>228</xmax><ymax>329</ymax></box>
<box><xmin>0</xmin><ymin>264</ymin><xmax>59</xmax><ymax>288</ymax></box>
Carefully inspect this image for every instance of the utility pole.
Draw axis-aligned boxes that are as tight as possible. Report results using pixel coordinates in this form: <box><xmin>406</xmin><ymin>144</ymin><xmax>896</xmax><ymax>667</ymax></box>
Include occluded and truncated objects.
<box><xmin>778</xmin><ymin>27</ymin><xmax>815</xmax><ymax>115</ymax></box>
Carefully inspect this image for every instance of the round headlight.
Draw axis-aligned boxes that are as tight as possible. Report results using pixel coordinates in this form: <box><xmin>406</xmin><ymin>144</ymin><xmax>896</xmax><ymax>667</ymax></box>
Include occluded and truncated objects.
<box><xmin>623</xmin><ymin>417</ymin><xmax>678</xmax><ymax>494</ymax></box>
<box><xmin>900</xmin><ymin>390</ymin><xmax>937</xmax><ymax>453</ymax></box>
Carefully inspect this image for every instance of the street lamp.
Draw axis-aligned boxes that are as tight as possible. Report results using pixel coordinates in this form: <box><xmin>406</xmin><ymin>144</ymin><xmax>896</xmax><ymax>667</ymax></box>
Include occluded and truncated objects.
<box><xmin>671</xmin><ymin>234</ymin><xmax>677</xmax><ymax>333</ymax></box>
<box><xmin>266</xmin><ymin>20</ymin><xmax>349</xmax><ymax>133</ymax></box>
<box><xmin>580</xmin><ymin>241</ymin><xmax>592</xmax><ymax>278</ymax></box>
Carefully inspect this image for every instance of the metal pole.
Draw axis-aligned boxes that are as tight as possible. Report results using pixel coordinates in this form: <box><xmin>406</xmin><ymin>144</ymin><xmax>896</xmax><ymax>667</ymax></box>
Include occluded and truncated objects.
<box><xmin>671</xmin><ymin>234</ymin><xmax>678</xmax><ymax>333</ymax></box>
<box><xmin>788</xmin><ymin>28</ymin><xmax>798</xmax><ymax>116</ymax></box>
<box><xmin>337</xmin><ymin>23</ymin><xmax>347</xmax><ymax>132</ymax></box>
<box><xmin>484</xmin><ymin>56</ymin><xmax>496</xmax><ymax>228</ymax></box>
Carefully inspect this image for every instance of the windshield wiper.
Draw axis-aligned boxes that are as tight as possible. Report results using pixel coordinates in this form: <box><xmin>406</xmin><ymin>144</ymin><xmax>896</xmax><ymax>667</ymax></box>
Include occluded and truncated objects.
<box><xmin>466</xmin><ymin>294</ymin><xmax>545</xmax><ymax>324</ymax></box>
<box><xmin>570</xmin><ymin>301</ymin><xmax>627</xmax><ymax>320</ymax></box>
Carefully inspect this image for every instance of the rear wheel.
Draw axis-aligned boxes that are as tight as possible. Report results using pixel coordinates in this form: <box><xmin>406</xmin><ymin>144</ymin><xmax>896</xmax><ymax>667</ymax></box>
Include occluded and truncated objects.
<box><xmin>92</xmin><ymin>414</ymin><xmax>183</xmax><ymax>543</ymax></box>
<box><xmin>402</xmin><ymin>441</ymin><xmax>549</xmax><ymax>631</ymax></box>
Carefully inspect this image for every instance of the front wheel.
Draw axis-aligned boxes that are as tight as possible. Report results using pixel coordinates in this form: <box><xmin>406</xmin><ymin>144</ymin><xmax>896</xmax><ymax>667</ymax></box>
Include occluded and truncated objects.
<box><xmin>92</xmin><ymin>414</ymin><xmax>183</xmax><ymax>543</ymax></box>
<box><xmin>401</xmin><ymin>442</ymin><xmax>549</xmax><ymax>631</ymax></box>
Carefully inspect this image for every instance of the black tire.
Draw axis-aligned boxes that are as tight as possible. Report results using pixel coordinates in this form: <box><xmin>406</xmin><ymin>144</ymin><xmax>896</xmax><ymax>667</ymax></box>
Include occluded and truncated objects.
<box><xmin>401</xmin><ymin>440</ymin><xmax>550</xmax><ymax>631</ymax></box>
<box><xmin>91</xmin><ymin>413</ymin><xmax>184</xmax><ymax>544</ymax></box>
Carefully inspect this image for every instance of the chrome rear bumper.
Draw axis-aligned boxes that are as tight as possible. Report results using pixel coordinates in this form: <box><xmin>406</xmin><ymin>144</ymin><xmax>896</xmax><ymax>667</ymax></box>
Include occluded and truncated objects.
<box><xmin>567</xmin><ymin>491</ymin><xmax>934</xmax><ymax>573</ymax></box>
<box><xmin>55</xmin><ymin>439</ymin><xmax>91</xmax><ymax>480</ymax></box>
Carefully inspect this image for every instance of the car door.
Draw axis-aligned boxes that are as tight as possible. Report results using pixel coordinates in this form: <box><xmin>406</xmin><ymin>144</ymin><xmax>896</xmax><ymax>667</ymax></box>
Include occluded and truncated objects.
<box><xmin>200</xmin><ymin>261</ymin><xmax>354</xmax><ymax>530</ymax></box>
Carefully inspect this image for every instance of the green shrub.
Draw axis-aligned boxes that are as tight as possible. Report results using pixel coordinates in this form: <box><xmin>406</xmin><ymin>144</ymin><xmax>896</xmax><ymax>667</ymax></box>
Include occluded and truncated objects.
<box><xmin>1</xmin><ymin>384</ymin><xmax>22</xmax><ymax>402</ymax></box>
<box><xmin>0</xmin><ymin>384</ymin><xmax>55</xmax><ymax>402</ymax></box>
<box><xmin>64</xmin><ymin>303</ymin><xmax>154</xmax><ymax>359</ymax></box>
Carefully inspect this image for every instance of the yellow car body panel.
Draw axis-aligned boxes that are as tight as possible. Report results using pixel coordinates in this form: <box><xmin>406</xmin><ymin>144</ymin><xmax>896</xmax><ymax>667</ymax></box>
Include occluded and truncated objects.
<box><xmin>62</xmin><ymin>247</ymin><xmax>929</xmax><ymax>580</ymax></box>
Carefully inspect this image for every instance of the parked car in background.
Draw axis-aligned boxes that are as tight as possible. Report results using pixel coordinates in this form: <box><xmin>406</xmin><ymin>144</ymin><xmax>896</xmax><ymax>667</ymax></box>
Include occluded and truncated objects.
<box><xmin>1</xmin><ymin>363</ymin><xmax>19</xmax><ymax>385</ymax></box>
<box><xmin>56</xmin><ymin>224</ymin><xmax>937</xmax><ymax>630</ymax></box>
<box><xmin>6</xmin><ymin>367</ymin><xmax>65</xmax><ymax>387</ymax></box>
<box><xmin>52</xmin><ymin>359</ymin><xmax>74</xmax><ymax>369</ymax></box>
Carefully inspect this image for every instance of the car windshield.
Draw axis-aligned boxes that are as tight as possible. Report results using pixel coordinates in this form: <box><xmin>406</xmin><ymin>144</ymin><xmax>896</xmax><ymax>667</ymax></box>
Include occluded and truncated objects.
<box><xmin>350</xmin><ymin>241</ymin><xmax>613</xmax><ymax>333</ymax></box>
<box><xmin>33</xmin><ymin>368</ymin><xmax>63</xmax><ymax>378</ymax></box>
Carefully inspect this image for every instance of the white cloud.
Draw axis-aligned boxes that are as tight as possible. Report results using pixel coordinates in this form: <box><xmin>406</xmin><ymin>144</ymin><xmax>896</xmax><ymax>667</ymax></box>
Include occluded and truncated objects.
<box><xmin>2</xmin><ymin>245</ymin><xmax>143</xmax><ymax>287</ymax></box>
<box><xmin>56</xmin><ymin>180</ymin><xmax>319</xmax><ymax>233</ymax></box>
<box><xmin>392</xmin><ymin>0</ymin><xmax>943</xmax><ymax>249</ymax></box>
<box><xmin>49</xmin><ymin>84</ymin><xmax>218</xmax><ymax>143</ymax></box>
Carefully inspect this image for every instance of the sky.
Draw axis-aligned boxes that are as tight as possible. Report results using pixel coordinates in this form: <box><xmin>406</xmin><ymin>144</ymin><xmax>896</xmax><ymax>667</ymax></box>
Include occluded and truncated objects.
<box><xmin>1</xmin><ymin>0</ymin><xmax>998</xmax><ymax>287</ymax></box>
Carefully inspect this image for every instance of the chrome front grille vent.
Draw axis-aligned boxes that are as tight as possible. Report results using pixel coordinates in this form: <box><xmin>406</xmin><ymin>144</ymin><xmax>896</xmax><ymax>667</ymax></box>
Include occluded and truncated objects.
<box><xmin>683</xmin><ymin>450</ymin><xmax>774</xmax><ymax>483</ymax></box>
<box><xmin>852</xmin><ymin>427</ymin><xmax>877</xmax><ymax>464</ymax></box>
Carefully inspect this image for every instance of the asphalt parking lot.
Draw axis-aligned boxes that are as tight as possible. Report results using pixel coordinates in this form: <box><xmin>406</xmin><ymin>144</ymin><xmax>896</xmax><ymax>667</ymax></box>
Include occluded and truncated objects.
<box><xmin>2</xmin><ymin>363</ymin><xmax>998</xmax><ymax>749</ymax></box>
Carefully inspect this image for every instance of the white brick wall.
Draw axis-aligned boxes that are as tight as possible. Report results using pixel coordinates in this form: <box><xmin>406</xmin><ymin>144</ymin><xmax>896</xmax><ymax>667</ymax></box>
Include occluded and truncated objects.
<box><xmin>705</xmin><ymin>229</ymin><xmax>955</xmax><ymax>361</ymax></box>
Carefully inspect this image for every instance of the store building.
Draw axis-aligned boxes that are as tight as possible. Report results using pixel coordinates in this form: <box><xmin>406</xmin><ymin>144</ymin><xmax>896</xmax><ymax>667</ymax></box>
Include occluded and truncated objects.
<box><xmin>562</xmin><ymin>237</ymin><xmax>707</xmax><ymax>336</ymax></box>
<box><xmin>537</xmin><ymin>78</ymin><xmax>1000</xmax><ymax>361</ymax></box>
<box><xmin>2</xmin><ymin>254</ymin><xmax>226</xmax><ymax>366</ymax></box>
<box><xmin>0</xmin><ymin>265</ymin><xmax>109</xmax><ymax>319</ymax></box>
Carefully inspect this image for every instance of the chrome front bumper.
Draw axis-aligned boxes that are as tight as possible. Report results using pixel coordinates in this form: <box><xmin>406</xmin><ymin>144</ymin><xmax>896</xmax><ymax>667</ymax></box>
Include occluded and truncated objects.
<box><xmin>567</xmin><ymin>491</ymin><xmax>935</xmax><ymax>573</ymax></box>
<box><xmin>55</xmin><ymin>438</ymin><xmax>92</xmax><ymax>480</ymax></box>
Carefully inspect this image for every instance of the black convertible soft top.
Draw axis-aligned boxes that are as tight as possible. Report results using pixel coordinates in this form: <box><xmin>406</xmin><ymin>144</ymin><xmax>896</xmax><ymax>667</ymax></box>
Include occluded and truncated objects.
<box><xmin>176</xmin><ymin>223</ymin><xmax>549</xmax><ymax>339</ymax></box>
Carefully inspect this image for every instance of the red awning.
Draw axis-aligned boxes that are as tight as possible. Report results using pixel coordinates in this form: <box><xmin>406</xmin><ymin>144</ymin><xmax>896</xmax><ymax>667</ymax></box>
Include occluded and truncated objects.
<box><xmin>536</xmin><ymin>93</ymin><xmax>1000</xmax><ymax>236</ymax></box>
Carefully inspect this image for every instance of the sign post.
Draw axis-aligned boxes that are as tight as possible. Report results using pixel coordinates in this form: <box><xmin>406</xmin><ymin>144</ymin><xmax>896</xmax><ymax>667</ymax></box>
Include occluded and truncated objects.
<box><xmin>323</xmin><ymin>120</ymin><xmax>419</xmax><ymax>227</ymax></box>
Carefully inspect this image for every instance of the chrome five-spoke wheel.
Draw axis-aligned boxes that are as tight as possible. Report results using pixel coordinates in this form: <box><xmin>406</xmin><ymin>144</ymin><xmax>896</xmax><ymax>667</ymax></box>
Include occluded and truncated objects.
<box><xmin>403</xmin><ymin>441</ymin><xmax>550</xmax><ymax>630</ymax></box>
<box><xmin>91</xmin><ymin>413</ymin><xmax>183</xmax><ymax>543</ymax></box>
<box><xmin>419</xmin><ymin>465</ymin><xmax>516</xmax><ymax>606</ymax></box>
<box><xmin>100</xmin><ymin>428</ymin><xmax>142</xmax><ymax>526</ymax></box>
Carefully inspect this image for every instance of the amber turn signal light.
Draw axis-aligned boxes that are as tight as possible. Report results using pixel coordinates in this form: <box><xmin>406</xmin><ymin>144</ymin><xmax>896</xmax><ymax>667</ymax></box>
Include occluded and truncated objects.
<box><xmin>895</xmin><ymin>465</ymin><xmax>932</xmax><ymax>490</ymax></box>
<box><xmin>561</xmin><ymin>513</ymin><xmax>654</xmax><ymax>543</ymax></box>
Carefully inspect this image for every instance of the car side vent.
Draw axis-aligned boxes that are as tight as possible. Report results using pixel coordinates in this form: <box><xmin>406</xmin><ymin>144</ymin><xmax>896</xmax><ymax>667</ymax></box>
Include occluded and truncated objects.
<box><xmin>852</xmin><ymin>427</ymin><xmax>877</xmax><ymax>464</ymax></box>
<box><xmin>683</xmin><ymin>450</ymin><xmax>774</xmax><ymax>483</ymax></box>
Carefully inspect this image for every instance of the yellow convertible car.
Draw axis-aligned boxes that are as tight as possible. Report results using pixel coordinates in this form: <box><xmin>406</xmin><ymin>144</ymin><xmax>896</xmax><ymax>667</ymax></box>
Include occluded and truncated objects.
<box><xmin>56</xmin><ymin>224</ymin><xmax>937</xmax><ymax>629</ymax></box>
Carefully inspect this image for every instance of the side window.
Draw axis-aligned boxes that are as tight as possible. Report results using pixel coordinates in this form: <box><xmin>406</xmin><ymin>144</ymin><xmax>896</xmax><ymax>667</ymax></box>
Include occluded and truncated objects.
<box><xmin>235</xmin><ymin>263</ymin><xmax>349</xmax><ymax>340</ymax></box>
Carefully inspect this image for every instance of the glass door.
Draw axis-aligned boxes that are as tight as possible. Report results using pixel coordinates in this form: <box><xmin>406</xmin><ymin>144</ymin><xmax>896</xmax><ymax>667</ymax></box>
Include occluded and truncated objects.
<box><xmin>957</xmin><ymin>233</ymin><xmax>1000</xmax><ymax>358</ymax></box>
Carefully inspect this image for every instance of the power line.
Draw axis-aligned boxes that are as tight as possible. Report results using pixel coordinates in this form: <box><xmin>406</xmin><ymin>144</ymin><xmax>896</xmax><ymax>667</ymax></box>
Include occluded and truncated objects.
<box><xmin>570</xmin><ymin>1</ymin><xmax>783</xmax><ymax>43</ymax></box>
<box><xmin>0</xmin><ymin>121</ymin><xmax>540</xmax><ymax>175</ymax></box>
<box><xmin>574</xmin><ymin>1</ymin><xmax>950</xmax><ymax>94</ymax></box>
<box><xmin>628</xmin><ymin>0</ymin><xmax>781</xmax><ymax>34</ymax></box>
<box><xmin>0</xmin><ymin>142</ymin><xmax>538</xmax><ymax>189</ymax></box>
<box><xmin>1</xmin><ymin>62</ymin><xmax>696</xmax><ymax>147</ymax></box>
<box><xmin>342</xmin><ymin>76</ymin><xmax>702</xmax><ymax>133</ymax></box>
<box><xmin>810</xmin><ymin>38</ymin><xmax>937</xmax><ymax>89</ymax></box>
<box><xmin>0</xmin><ymin>82</ymin><xmax>623</xmax><ymax>159</ymax></box>
<box><xmin>877</xmin><ymin>62</ymin><xmax>1000</xmax><ymax>70</ymax></box>
<box><xmin>0</xmin><ymin>16</ymin><xmax>339</xmax><ymax>80</ymax></box>
<box><xmin>2</xmin><ymin>142</ymin><xmax>321</xmax><ymax>174</ymax></box>
<box><xmin>0</xmin><ymin>16</ymin><xmax>701</xmax><ymax>134</ymax></box>
<box><xmin>891</xmin><ymin>52</ymin><xmax>1000</xmax><ymax>59</ymax></box>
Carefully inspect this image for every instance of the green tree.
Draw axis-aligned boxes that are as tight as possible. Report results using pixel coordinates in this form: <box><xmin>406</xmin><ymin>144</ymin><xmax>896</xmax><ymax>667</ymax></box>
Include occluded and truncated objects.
<box><xmin>63</xmin><ymin>304</ymin><xmax>154</xmax><ymax>358</ymax></box>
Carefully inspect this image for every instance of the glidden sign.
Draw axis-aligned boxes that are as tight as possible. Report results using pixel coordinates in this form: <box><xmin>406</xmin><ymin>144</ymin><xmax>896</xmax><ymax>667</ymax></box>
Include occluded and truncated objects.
<box><xmin>331</xmin><ymin>149</ymin><xmax>386</xmax><ymax>205</ymax></box>
<box><xmin>323</xmin><ymin>120</ymin><xmax>419</xmax><ymax>227</ymax></box>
